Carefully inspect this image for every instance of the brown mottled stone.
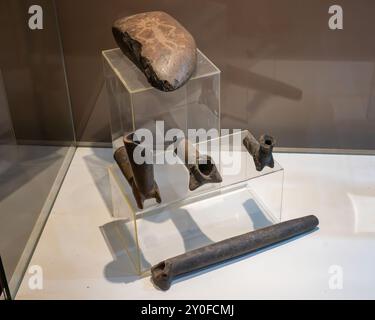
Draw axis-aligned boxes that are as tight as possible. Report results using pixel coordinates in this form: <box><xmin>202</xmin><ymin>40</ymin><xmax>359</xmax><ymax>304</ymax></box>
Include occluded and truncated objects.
<box><xmin>112</xmin><ymin>11</ymin><xmax>197</xmax><ymax>91</ymax></box>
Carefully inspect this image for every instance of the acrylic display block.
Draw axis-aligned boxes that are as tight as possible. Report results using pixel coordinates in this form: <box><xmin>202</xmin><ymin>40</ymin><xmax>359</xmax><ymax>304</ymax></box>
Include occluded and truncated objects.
<box><xmin>103</xmin><ymin>48</ymin><xmax>221</xmax><ymax>151</ymax></box>
<box><xmin>105</xmin><ymin>130</ymin><xmax>284</xmax><ymax>274</ymax></box>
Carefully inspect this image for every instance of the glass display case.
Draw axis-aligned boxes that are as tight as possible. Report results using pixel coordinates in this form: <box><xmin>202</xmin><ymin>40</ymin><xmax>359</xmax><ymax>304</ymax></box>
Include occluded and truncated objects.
<box><xmin>2</xmin><ymin>0</ymin><xmax>375</xmax><ymax>300</ymax></box>
<box><xmin>0</xmin><ymin>0</ymin><xmax>76</xmax><ymax>299</ymax></box>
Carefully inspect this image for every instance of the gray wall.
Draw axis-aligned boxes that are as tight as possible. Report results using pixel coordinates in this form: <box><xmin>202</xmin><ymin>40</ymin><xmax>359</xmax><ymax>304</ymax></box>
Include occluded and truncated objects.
<box><xmin>0</xmin><ymin>0</ymin><xmax>75</xmax><ymax>143</ymax></box>
<box><xmin>55</xmin><ymin>0</ymin><xmax>375</xmax><ymax>149</ymax></box>
<box><xmin>0</xmin><ymin>70</ymin><xmax>15</xmax><ymax>146</ymax></box>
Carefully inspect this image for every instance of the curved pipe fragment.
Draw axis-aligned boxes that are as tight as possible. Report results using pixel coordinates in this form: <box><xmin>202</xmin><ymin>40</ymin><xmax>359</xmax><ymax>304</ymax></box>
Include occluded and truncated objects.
<box><xmin>243</xmin><ymin>133</ymin><xmax>275</xmax><ymax>171</ymax></box>
<box><xmin>174</xmin><ymin>138</ymin><xmax>222</xmax><ymax>191</ymax></box>
<box><xmin>114</xmin><ymin>132</ymin><xmax>161</xmax><ymax>209</ymax></box>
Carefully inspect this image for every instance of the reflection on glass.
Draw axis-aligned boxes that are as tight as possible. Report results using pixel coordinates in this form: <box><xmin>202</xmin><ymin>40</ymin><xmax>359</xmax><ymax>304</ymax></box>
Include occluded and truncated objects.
<box><xmin>0</xmin><ymin>0</ymin><xmax>75</xmax><ymax>298</ymax></box>
<box><xmin>349</xmin><ymin>193</ymin><xmax>375</xmax><ymax>234</ymax></box>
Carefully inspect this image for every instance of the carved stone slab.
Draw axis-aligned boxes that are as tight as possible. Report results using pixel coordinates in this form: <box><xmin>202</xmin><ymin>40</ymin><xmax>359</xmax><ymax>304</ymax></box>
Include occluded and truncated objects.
<box><xmin>112</xmin><ymin>11</ymin><xmax>197</xmax><ymax>91</ymax></box>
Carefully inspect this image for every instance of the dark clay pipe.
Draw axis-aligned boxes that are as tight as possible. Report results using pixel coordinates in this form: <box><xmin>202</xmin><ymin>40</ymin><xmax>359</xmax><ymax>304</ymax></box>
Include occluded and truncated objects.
<box><xmin>151</xmin><ymin>215</ymin><xmax>319</xmax><ymax>290</ymax></box>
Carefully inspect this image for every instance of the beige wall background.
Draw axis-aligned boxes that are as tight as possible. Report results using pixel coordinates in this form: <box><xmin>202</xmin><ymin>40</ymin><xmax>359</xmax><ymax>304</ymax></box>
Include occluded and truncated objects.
<box><xmin>55</xmin><ymin>0</ymin><xmax>375</xmax><ymax>149</ymax></box>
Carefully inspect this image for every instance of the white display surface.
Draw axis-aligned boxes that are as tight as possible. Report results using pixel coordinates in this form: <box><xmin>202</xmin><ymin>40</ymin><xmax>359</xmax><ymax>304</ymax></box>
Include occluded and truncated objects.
<box><xmin>107</xmin><ymin>184</ymin><xmax>279</xmax><ymax>273</ymax></box>
<box><xmin>16</xmin><ymin>148</ymin><xmax>375</xmax><ymax>299</ymax></box>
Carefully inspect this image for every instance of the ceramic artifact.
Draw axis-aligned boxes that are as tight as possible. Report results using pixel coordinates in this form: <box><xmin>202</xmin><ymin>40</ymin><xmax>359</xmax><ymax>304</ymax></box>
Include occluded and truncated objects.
<box><xmin>174</xmin><ymin>138</ymin><xmax>222</xmax><ymax>191</ymax></box>
<box><xmin>114</xmin><ymin>133</ymin><xmax>161</xmax><ymax>209</ymax></box>
<box><xmin>243</xmin><ymin>133</ymin><xmax>275</xmax><ymax>171</ymax></box>
<box><xmin>151</xmin><ymin>215</ymin><xmax>319</xmax><ymax>290</ymax></box>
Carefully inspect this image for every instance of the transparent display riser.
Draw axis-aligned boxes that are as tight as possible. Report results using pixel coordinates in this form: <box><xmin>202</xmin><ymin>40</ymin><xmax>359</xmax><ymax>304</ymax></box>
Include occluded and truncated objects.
<box><xmin>106</xmin><ymin>131</ymin><xmax>284</xmax><ymax>274</ymax></box>
<box><xmin>103</xmin><ymin>48</ymin><xmax>221</xmax><ymax>151</ymax></box>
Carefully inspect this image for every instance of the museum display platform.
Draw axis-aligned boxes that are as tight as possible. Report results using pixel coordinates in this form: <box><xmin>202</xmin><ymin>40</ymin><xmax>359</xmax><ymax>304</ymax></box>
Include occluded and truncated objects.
<box><xmin>106</xmin><ymin>130</ymin><xmax>284</xmax><ymax>273</ymax></box>
<box><xmin>103</xmin><ymin>48</ymin><xmax>220</xmax><ymax>151</ymax></box>
<box><xmin>101</xmin><ymin>47</ymin><xmax>285</xmax><ymax>273</ymax></box>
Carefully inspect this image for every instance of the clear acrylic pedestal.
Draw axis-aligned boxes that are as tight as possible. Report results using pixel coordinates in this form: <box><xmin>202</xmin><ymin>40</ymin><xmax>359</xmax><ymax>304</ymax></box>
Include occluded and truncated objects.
<box><xmin>103</xmin><ymin>48</ymin><xmax>221</xmax><ymax>151</ymax></box>
<box><xmin>105</xmin><ymin>131</ymin><xmax>284</xmax><ymax>274</ymax></box>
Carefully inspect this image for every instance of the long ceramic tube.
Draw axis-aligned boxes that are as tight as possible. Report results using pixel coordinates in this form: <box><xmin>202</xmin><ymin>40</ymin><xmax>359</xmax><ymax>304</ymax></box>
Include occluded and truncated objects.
<box><xmin>151</xmin><ymin>215</ymin><xmax>319</xmax><ymax>290</ymax></box>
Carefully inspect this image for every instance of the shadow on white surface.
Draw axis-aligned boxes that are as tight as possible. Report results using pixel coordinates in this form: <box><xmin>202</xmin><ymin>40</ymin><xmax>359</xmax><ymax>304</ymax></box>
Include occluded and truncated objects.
<box><xmin>100</xmin><ymin>196</ymin><xmax>285</xmax><ymax>284</ymax></box>
<box><xmin>100</xmin><ymin>220</ymin><xmax>142</xmax><ymax>284</ymax></box>
<box><xmin>100</xmin><ymin>207</ymin><xmax>215</xmax><ymax>279</ymax></box>
<box><xmin>243</xmin><ymin>199</ymin><xmax>273</xmax><ymax>229</ymax></box>
<box><xmin>158</xmin><ymin>227</ymin><xmax>320</xmax><ymax>291</ymax></box>
<box><xmin>83</xmin><ymin>148</ymin><xmax>114</xmax><ymax>214</ymax></box>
